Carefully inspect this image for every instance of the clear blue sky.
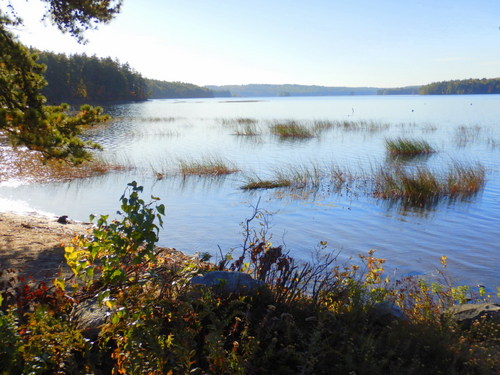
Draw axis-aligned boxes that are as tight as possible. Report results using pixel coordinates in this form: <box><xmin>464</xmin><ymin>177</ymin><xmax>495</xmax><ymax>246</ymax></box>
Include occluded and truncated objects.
<box><xmin>8</xmin><ymin>0</ymin><xmax>500</xmax><ymax>87</ymax></box>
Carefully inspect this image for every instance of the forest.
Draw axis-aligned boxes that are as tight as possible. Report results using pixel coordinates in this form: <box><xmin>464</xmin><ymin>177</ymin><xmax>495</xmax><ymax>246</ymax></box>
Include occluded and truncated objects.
<box><xmin>36</xmin><ymin>51</ymin><xmax>216</xmax><ymax>103</ymax></box>
<box><xmin>206</xmin><ymin>84</ymin><xmax>378</xmax><ymax>97</ymax></box>
<box><xmin>419</xmin><ymin>78</ymin><xmax>500</xmax><ymax>95</ymax></box>
<box><xmin>377</xmin><ymin>86</ymin><xmax>420</xmax><ymax>95</ymax></box>
<box><xmin>146</xmin><ymin>78</ymin><xmax>215</xmax><ymax>99</ymax></box>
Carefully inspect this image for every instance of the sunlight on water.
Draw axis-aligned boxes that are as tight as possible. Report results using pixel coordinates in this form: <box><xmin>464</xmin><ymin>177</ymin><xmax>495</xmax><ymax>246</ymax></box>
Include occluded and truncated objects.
<box><xmin>1</xmin><ymin>95</ymin><xmax>499</xmax><ymax>290</ymax></box>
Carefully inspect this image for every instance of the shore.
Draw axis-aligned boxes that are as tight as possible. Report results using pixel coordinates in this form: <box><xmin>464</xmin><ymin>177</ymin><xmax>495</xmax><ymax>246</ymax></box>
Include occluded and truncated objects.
<box><xmin>0</xmin><ymin>212</ymin><xmax>196</xmax><ymax>283</ymax></box>
<box><xmin>0</xmin><ymin>212</ymin><xmax>90</xmax><ymax>281</ymax></box>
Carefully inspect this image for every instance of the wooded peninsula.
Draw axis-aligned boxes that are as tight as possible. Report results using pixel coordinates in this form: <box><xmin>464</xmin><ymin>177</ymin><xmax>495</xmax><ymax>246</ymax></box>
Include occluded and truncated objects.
<box><xmin>36</xmin><ymin>51</ymin><xmax>500</xmax><ymax>101</ymax></box>
<box><xmin>36</xmin><ymin>50</ymin><xmax>219</xmax><ymax>103</ymax></box>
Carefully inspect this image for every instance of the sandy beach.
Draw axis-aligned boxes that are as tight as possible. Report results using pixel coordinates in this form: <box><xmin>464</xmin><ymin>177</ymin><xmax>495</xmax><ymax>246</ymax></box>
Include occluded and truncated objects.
<box><xmin>0</xmin><ymin>211</ymin><xmax>199</xmax><ymax>284</ymax></box>
<box><xmin>0</xmin><ymin>212</ymin><xmax>89</xmax><ymax>281</ymax></box>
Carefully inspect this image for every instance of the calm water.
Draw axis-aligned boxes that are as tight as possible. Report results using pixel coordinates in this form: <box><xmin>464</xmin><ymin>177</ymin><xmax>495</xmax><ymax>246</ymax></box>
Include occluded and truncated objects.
<box><xmin>1</xmin><ymin>95</ymin><xmax>499</xmax><ymax>290</ymax></box>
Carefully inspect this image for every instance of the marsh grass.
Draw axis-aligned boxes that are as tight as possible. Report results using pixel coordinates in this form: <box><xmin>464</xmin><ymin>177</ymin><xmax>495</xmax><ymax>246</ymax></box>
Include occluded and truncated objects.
<box><xmin>446</xmin><ymin>162</ymin><xmax>486</xmax><ymax>197</ymax></box>
<box><xmin>454</xmin><ymin>125</ymin><xmax>481</xmax><ymax>147</ymax></box>
<box><xmin>240</xmin><ymin>176</ymin><xmax>292</xmax><ymax>190</ymax></box>
<box><xmin>0</xmin><ymin>146</ymin><xmax>127</xmax><ymax>184</ymax></box>
<box><xmin>135</xmin><ymin>116</ymin><xmax>178</xmax><ymax>122</ymax></box>
<box><xmin>487</xmin><ymin>138</ymin><xmax>500</xmax><ymax>148</ymax></box>
<box><xmin>241</xmin><ymin>162</ymin><xmax>354</xmax><ymax>193</ymax></box>
<box><xmin>270</xmin><ymin>120</ymin><xmax>315</xmax><ymax>138</ymax></box>
<box><xmin>374</xmin><ymin>163</ymin><xmax>485</xmax><ymax>204</ymax></box>
<box><xmin>220</xmin><ymin>117</ymin><xmax>257</xmax><ymax>126</ymax></box>
<box><xmin>178</xmin><ymin>155</ymin><xmax>239</xmax><ymax>177</ymax></box>
<box><xmin>234</xmin><ymin>122</ymin><xmax>260</xmax><ymax>136</ymax></box>
<box><xmin>312</xmin><ymin>119</ymin><xmax>390</xmax><ymax>134</ymax></box>
<box><xmin>328</xmin><ymin>163</ymin><xmax>354</xmax><ymax>190</ymax></box>
<box><xmin>241</xmin><ymin>164</ymin><xmax>318</xmax><ymax>191</ymax></box>
<box><xmin>386</xmin><ymin>138</ymin><xmax>435</xmax><ymax>156</ymax></box>
<box><xmin>312</xmin><ymin>120</ymin><xmax>336</xmax><ymax>133</ymax></box>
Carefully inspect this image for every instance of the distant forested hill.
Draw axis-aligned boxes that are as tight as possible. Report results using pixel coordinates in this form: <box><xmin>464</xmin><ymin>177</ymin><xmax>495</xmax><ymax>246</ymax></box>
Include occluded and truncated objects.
<box><xmin>377</xmin><ymin>86</ymin><xmax>420</xmax><ymax>95</ymax></box>
<box><xmin>206</xmin><ymin>84</ymin><xmax>378</xmax><ymax>97</ymax></box>
<box><xmin>37</xmin><ymin>51</ymin><xmax>149</xmax><ymax>103</ymax></box>
<box><xmin>36</xmin><ymin>51</ymin><xmax>217</xmax><ymax>103</ymax></box>
<box><xmin>419</xmin><ymin>78</ymin><xmax>500</xmax><ymax>95</ymax></box>
<box><xmin>146</xmin><ymin>79</ymin><xmax>215</xmax><ymax>99</ymax></box>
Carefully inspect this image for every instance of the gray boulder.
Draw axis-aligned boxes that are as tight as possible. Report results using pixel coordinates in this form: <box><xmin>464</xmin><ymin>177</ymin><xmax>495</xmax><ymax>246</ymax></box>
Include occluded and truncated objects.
<box><xmin>370</xmin><ymin>301</ymin><xmax>407</xmax><ymax>325</ymax></box>
<box><xmin>71</xmin><ymin>298</ymin><xmax>111</xmax><ymax>340</ymax></box>
<box><xmin>446</xmin><ymin>303</ymin><xmax>500</xmax><ymax>328</ymax></box>
<box><xmin>191</xmin><ymin>271</ymin><xmax>265</xmax><ymax>295</ymax></box>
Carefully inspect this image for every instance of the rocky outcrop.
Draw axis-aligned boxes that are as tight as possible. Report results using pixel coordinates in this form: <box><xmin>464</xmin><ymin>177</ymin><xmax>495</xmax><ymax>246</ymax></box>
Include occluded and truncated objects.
<box><xmin>446</xmin><ymin>303</ymin><xmax>500</xmax><ymax>328</ymax></box>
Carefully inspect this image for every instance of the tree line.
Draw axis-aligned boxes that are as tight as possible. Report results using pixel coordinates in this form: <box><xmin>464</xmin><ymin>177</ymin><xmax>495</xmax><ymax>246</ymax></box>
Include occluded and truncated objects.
<box><xmin>206</xmin><ymin>84</ymin><xmax>378</xmax><ymax>97</ymax></box>
<box><xmin>36</xmin><ymin>51</ymin><xmax>216</xmax><ymax>103</ymax></box>
<box><xmin>377</xmin><ymin>86</ymin><xmax>420</xmax><ymax>95</ymax></box>
<box><xmin>419</xmin><ymin>78</ymin><xmax>500</xmax><ymax>95</ymax></box>
<box><xmin>146</xmin><ymin>78</ymin><xmax>214</xmax><ymax>99</ymax></box>
<box><xmin>36</xmin><ymin>51</ymin><xmax>148</xmax><ymax>103</ymax></box>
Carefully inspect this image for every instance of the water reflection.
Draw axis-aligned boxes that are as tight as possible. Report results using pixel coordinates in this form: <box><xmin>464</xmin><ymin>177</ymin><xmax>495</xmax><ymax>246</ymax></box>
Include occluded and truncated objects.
<box><xmin>1</xmin><ymin>96</ymin><xmax>499</xmax><ymax>289</ymax></box>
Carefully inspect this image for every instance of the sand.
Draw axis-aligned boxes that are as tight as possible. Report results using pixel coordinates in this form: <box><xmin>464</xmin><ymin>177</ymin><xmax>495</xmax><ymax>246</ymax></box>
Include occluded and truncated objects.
<box><xmin>0</xmin><ymin>212</ymin><xmax>200</xmax><ymax>284</ymax></box>
<box><xmin>0</xmin><ymin>212</ymin><xmax>89</xmax><ymax>282</ymax></box>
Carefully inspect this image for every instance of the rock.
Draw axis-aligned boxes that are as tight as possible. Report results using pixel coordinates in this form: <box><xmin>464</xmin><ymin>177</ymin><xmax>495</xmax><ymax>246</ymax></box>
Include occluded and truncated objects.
<box><xmin>191</xmin><ymin>271</ymin><xmax>265</xmax><ymax>295</ymax></box>
<box><xmin>370</xmin><ymin>301</ymin><xmax>407</xmax><ymax>325</ymax></box>
<box><xmin>446</xmin><ymin>303</ymin><xmax>500</xmax><ymax>328</ymax></box>
<box><xmin>71</xmin><ymin>298</ymin><xmax>111</xmax><ymax>339</ymax></box>
<box><xmin>57</xmin><ymin>215</ymin><xmax>70</xmax><ymax>224</ymax></box>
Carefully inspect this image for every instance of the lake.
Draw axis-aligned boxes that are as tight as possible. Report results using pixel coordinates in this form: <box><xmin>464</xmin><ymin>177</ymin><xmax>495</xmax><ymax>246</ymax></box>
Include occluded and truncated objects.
<box><xmin>1</xmin><ymin>95</ymin><xmax>499</xmax><ymax>291</ymax></box>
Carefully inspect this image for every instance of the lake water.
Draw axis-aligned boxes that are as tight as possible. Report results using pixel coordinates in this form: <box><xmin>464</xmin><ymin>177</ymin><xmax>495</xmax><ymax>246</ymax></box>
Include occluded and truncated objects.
<box><xmin>1</xmin><ymin>95</ymin><xmax>499</xmax><ymax>291</ymax></box>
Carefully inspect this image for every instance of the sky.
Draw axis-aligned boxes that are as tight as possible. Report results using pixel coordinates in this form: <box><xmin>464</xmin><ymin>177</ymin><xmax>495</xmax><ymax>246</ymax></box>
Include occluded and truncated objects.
<box><xmin>6</xmin><ymin>0</ymin><xmax>500</xmax><ymax>87</ymax></box>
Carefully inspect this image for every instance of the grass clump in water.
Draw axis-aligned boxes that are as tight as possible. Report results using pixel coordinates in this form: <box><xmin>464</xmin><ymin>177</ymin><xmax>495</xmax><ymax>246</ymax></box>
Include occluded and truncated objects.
<box><xmin>240</xmin><ymin>177</ymin><xmax>291</xmax><ymax>190</ymax></box>
<box><xmin>241</xmin><ymin>163</ymin><xmax>353</xmax><ymax>193</ymax></box>
<box><xmin>446</xmin><ymin>162</ymin><xmax>486</xmax><ymax>197</ymax></box>
<box><xmin>386</xmin><ymin>137</ymin><xmax>435</xmax><ymax>156</ymax></box>
<box><xmin>270</xmin><ymin>120</ymin><xmax>314</xmax><ymax>138</ymax></box>
<box><xmin>234</xmin><ymin>122</ymin><xmax>260</xmax><ymax>136</ymax></box>
<box><xmin>374</xmin><ymin>163</ymin><xmax>485</xmax><ymax>205</ymax></box>
<box><xmin>241</xmin><ymin>163</ymin><xmax>322</xmax><ymax>191</ymax></box>
<box><xmin>178</xmin><ymin>155</ymin><xmax>239</xmax><ymax>177</ymax></box>
<box><xmin>220</xmin><ymin>117</ymin><xmax>257</xmax><ymax>127</ymax></box>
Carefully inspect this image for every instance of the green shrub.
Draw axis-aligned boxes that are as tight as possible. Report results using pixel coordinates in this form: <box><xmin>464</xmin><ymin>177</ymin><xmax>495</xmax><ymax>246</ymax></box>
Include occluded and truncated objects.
<box><xmin>0</xmin><ymin>183</ymin><xmax>498</xmax><ymax>374</ymax></box>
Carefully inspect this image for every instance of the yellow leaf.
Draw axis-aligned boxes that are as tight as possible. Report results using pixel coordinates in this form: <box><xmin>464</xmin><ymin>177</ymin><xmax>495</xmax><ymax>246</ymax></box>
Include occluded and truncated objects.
<box><xmin>105</xmin><ymin>299</ymin><xmax>116</xmax><ymax>309</ymax></box>
<box><xmin>53</xmin><ymin>278</ymin><xmax>65</xmax><ymax>291</ymax></box>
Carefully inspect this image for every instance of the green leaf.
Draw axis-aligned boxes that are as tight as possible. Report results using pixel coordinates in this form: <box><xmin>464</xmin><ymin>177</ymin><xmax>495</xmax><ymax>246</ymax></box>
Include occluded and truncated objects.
<box><xmin>157</xmin><ymin>204</ymin><xmax>165</xmax><ymax>216</ymax></box>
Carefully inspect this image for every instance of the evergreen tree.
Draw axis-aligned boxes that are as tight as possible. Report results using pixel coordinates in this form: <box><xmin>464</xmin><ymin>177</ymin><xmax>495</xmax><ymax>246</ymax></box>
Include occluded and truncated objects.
<box><xmin>0</xmin><ymin>1</ymin><xmax>122</xmax><ymax>162</ymax></box>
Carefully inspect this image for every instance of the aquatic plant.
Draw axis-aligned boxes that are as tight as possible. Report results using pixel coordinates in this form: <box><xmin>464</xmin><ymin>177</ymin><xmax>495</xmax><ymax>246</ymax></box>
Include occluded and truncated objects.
<box><xmin>386</xmin><ymin>137</ymin><xmax>435</xmax><ymax>156</ymax></box>
<box><xmin>241</xmin><ymin>162</ymin><xmax>353</xmax><ymax>193</ymax></box>
<box><xmin>178</xmin><ymin>155</ymin><xmax>239</xmax><ymax>176</ymax></box>
<box><xmin>454</xmin><ymin>125</ymin><xmax>482</xmax><ymax>147</ymax></box>
<box><xmin>240</xmin><ymin>176</ymin><xmax>292</xmax><ymax>190</ymax></box>
<box><xmin>445</xmin><ymin>162</ymin><xmax>485</xmax><ymax>197</ymax></box>
<box><xmin>233</xmin><ymin>122</ymin><xmax>260</xmax><ymax>136</ymax></box>
<box><xmin>373</xmin><ymin>163</ymin><xmax>485</xmax><ymax>205</ymax></box>
<box><xmin>270</xmin><ymin>120</ymin><xmax>315</xmax><ymax>138</ymax></box>
<box><xmin>219</xmin><ymin>117</ymin><xmax>258</xmax><ymax>127</ymax></box>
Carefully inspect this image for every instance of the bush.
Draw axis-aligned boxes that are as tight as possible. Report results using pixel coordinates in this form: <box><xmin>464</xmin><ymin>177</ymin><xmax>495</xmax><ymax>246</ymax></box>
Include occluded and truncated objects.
<box><xmin>0</xmin><ymin>183</ymin><xmax>498</xmax><ymax>374</ymax></box>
